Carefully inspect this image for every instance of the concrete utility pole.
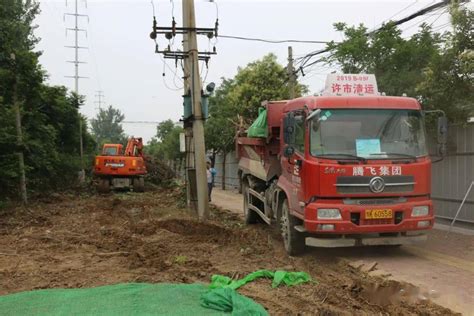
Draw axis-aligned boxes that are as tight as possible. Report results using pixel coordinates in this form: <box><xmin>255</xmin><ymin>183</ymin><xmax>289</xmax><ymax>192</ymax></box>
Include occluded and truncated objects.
<box><xmin>287</xmin><ymin>46</ymin><xmax>296</xmax><ymax>99</ymax></box>
<box><xmin>65</xmin><ymin>0</ymin><xmax>88</xmax><ymax>183</ymax></box>
<box><xmin>182</xmin><ymin>3</ymin><xmax>194</xmax><ymax>210</ymax></box>
<box><xmin>183</xmin><ymin>0</ymin><xmax>209</xmax><ymax>220</ymax></box>
<box><xmin>11</xmin><ymin>54</ymin><xmax>27</xmax><ymax>205</ymax></box>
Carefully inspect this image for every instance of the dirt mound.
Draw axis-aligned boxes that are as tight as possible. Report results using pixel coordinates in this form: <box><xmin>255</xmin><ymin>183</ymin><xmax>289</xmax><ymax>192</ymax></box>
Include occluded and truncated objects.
<box><xmin>144</xmin><ymin>157</ymin><xmax>175</xmax><ymax>186</ymax></box>
<box><xmin>0</xmin><ymin>190</ymin><xmax>457</xmax><ymax>315</ymax></box>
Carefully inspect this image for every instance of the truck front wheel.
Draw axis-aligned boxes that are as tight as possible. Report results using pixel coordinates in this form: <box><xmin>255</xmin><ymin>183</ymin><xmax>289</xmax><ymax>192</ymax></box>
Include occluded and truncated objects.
<box><xmin>280</xmin><ymin>198</ymin><xmax>305</xmax><ymax>256</ymax></box>
<box><xmin>242</xmin><ymin>180</ymin><xmax>258</xmax><ymax>224</ymax></box>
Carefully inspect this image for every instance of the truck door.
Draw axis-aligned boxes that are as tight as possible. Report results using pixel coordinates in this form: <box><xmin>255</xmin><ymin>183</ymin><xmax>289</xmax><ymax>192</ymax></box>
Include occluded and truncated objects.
<box><xmin>282</xmin><ymin>112</ymin><xmax>305</xmax><ymax>215</ymax></box>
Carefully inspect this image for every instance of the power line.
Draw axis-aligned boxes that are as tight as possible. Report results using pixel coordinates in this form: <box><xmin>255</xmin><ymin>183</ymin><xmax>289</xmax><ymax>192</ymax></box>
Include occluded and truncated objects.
<box><xmin>369</xmin><ymin>0</ymin><xmax>421</xmax><ymax>32</ymax></box>
<box><xmin>122</xmin><ymin>121</ymin><xmax>161</xmax><ymax>124</ymax></box>
<box><xmin>401</xmin><ymin>7</ymin><xmax>446</xmax><ymax>31</ymax></box>
<box><xmin>294</xmin><ymin>0</ymin><xmax>460</xmax><ymax>76</ymax></box>
<box><xmin>218</xmin><ymin>34</ymin><xmax>331</xmax><ymax>44</ymax></box>
<box><xmin>387</xmin><ymin>0</ymin><xmax>454</xmax><ymax>29</ymax></box>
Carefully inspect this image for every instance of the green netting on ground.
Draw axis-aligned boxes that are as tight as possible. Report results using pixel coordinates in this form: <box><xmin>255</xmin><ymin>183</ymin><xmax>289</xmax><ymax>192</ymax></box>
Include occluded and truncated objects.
<box><xmin>247</xmin><ymin>108</ymin><xmax>268</xmax><ymax>138</ymax></box>
<box><xmin>210</xmin><ymin>270</ymin><xmax>312</xmax><ymax>290</ymax></box>
<box><xmin>0</xmin><ymin>271</ymin><xmax>312</xmax><ymax>315</ymax></box>
<box><xmin>0</xmin><ymin>283</ymin><xmax>266</xmax><ymax>316</ymax></box>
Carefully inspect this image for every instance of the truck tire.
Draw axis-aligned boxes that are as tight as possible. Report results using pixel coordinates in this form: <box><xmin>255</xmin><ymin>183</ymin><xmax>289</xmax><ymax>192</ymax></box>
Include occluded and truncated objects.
<box><xmin>97</xmin><ymin>178</ymin><xmax>110</xmax><ymax>194</ymax></box>
<box><xmin>242</xmin><ymin>180</ymin><xmax>258</xmax><ymax>224</ymax></box>
<box><xmin>280</xmin><ymin>198</ymin><xmax>305</xmax><ymax>256</ymax></box>
<box><xmin>238</xmin><ymin>172</ymin><xmax>243</xmax><ymax>194</ymax></box>
<box><xmin>133</xmin><ymin>177</ymin><xmax>145</xmax><ymax>192</ymax></box>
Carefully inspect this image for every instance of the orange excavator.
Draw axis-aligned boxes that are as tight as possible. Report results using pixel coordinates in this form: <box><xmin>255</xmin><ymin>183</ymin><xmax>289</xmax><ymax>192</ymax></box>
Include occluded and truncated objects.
<box><xmin>93</xmin><ymin>137</ymin><xmax>147</xmax><ymax>193</ymax></box>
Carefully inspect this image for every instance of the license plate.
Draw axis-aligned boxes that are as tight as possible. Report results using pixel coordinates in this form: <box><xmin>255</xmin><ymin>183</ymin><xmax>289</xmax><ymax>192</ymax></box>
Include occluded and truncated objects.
<box><xmin>365</xmin><ymin>209</ymin><xmax>392</xmax><ymax>219</ymax></box>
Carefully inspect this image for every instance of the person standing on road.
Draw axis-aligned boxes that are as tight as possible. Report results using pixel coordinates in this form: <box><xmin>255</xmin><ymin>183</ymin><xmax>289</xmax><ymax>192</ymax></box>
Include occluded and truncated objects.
<box><xmin>206</xmin><ymin>161</ymin><xmax>217</xmax><ymax>201</ymax></box>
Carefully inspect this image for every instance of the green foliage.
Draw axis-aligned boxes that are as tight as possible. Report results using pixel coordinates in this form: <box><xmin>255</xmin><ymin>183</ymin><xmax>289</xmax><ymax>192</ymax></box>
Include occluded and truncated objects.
<box><xmin>326</xmin><ymin>23</ymin><xmax>441</xmax><ymax>98</ymax></box>
<box><xmin>0</xmin><ymin>0</ymin><xmax>95</xmax><ymax>199</ymax></box>
<box><xmin>417</xmin><ymin>5</ymin><xmax>474</xmax><ymax>123</ymax></box>
<box><xmin>230</xmin><ymin>54</ymin><xmax>307</xmax><ymax>119</ymax></box>
<box><xmin>205</xmin><ymin>54</ymin><xmax>308</xmax><ymax>155</ymax></box>
<box><xmin>90</xmin><ymin>105</ymin><xmax>127</xmax><ymax>147</ymax></box>
<box><xmin>146</xmin><ymin>120</ymin><xmax>183</xmax><ymax>161</ymax></box>
<box><xmin>325</xmin><ymin>4</ymin><xmax>473</xmax><ymax>123</ymax></box>
<box><xmin>155</xmin><ymin>119</ymin><xmax>175</xmax><ymax>141</ymax></box>
<box><xmin>205</xmin><ymin>79</ymin><xmax>237</xmax><ymax>155</ymax></box>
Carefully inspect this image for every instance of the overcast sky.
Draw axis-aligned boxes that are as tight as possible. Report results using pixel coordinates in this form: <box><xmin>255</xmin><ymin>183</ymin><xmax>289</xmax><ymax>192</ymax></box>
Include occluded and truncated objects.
<box><xmin>36</xmin><ymin>0</ymin><xmax>458</xmax><ymax>142</ymax></box>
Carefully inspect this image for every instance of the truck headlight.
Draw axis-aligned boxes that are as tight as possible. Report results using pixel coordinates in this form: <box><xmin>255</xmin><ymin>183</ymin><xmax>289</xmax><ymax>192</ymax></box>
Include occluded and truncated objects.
<box><xmin>412</xmin><ymin>206</ymin><xmax>429</xmax><ymax>217</ymax></box>
<box><xmin>317</xmin><ymin>208</ymin><xmax>341</xmax><ymax>220</ymax></box>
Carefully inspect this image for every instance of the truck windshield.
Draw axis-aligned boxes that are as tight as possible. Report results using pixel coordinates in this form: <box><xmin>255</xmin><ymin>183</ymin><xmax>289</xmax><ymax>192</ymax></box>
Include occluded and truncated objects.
<box><xmin>310</xmin><ymin>109</ymin><xmax>428</xmax><ymax>159</ymax></box>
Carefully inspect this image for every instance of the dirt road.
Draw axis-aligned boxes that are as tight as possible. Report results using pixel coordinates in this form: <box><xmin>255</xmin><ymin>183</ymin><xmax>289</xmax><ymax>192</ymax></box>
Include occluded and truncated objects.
<box><xmin>211</xmin><ymin>188</ymin><xmax>474</xmax><ymax>315</ymax></box>
<box><xmin>0</xmin><ymin>188</ymin><xmax>458</xmax><ymax>315</ymax></box>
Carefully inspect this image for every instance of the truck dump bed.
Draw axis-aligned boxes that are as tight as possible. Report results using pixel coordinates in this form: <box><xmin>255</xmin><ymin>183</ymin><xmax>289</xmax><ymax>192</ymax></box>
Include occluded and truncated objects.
<box><xmin>236</xmin><ymin>100</ymin><xmax>287</xmax><ymax>181</ymax></box>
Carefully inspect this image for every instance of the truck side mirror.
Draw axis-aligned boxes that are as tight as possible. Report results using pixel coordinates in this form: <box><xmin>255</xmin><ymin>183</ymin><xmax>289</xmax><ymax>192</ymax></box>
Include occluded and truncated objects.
<box><xmin>437</xmin><ymin>116</ymin><xmax>448</xmax><ymax>157</ymax></box>
<box><xmin>283</xmin><ymin>113</ymin><xmax>296</xmax><ymax>145</ymax></box>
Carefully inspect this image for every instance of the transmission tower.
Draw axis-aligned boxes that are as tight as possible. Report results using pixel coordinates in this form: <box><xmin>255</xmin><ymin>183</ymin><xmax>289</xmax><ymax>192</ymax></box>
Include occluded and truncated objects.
<box><xmin>64</xmin><ymin>0</ymin><xmax>88</xmax><ymax>182</ymax></box>
<box><xmin>94</xmin><ymin>90</ymin><xmax>105</xmax><ymax>110</ymax></box>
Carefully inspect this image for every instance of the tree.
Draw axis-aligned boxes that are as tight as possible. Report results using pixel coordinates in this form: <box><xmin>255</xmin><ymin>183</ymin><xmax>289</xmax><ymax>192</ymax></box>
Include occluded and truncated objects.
<box><xmin>205</xmin><ymin>54</ymin><xmax>307</xmax><ymax>189</ymax></box>
<box><xmin>155</xmin><ymin>119</ymin><xmax>175</xmax><ymax>141</ymax></box>
<box><xmin>417</xmin><ymin>4</ymin><xmax>474</xmax><ymax>123</ymax></box>
<box><xmin>90</xmin><ymin>105</ymin><xmax>126</xmax><ymax>147</ymax></box>
<box><xmin>229</xmin><ymin>54</ymin><xmax>307</xmax><ymax>120</ymax></box>
<box><xmin>146</xmin><ymin>120</ymin><xmax>184</xmax><ymax>174</ymax></box>
<box><xmin>325</xmin><ymin>22</ymin><xmax>441</xmax><ymax>98</ymax></box>
<box><xmin>324</xmin><ymin>4</ymin><xmax>473</xmax><ymax>123</ymax></box>
<box><xmin>0</xmin><ymin>0</ymin><xmax>95</xmax><ymax>199</ymax></box>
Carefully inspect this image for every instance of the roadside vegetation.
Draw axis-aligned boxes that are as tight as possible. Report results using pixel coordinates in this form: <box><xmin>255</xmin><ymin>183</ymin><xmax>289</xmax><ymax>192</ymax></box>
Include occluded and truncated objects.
<box><xmin>1</xmin><ymin>1</ymin><xmax>472</xmax><ymax>203</ymax></box>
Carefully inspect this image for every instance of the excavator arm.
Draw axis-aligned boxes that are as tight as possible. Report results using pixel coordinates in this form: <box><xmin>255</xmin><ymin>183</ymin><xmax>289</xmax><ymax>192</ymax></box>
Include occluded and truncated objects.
<box><xmin>124</xmin><ymin>137</ymin><xmax>144</xmax><ymax>157</ymax></box>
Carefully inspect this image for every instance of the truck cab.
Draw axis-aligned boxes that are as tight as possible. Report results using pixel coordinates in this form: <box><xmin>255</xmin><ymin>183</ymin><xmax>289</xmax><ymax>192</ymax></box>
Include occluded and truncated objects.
<box><xmin>280</xmin><ymin>95</ymin><xmax>433</xmax><ymax>248</ymax></box>
<box><xmin>238</xmin><ymin>74</ymin><xmax>447</xmax><ymax>255</ymax></box>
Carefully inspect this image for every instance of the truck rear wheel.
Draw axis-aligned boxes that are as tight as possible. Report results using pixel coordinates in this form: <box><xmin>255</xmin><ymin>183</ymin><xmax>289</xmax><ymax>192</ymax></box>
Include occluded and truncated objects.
<box><xmin>97</xmin><ymin>179</ymin><xmax>110</xmax><ymax>194</ymax></box>
<box><xmin>243</xmin><ymin>180</ymin><xmax>258</xmax><ymax>224</ymax></box>
<box><xmin>133</xmin><ymin>177</ymin><xmax>145</xmax><ymax>192</ymax></box>
<box><xmin>280</xmin><ymin>198</ymin><xmax>305</xmax><ymax>256</ymax></box>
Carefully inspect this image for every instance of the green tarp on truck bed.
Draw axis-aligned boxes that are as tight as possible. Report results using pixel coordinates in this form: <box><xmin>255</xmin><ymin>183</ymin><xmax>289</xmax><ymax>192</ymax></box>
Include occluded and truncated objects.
<box><xmin>247</xmin><ymin>108</ymin><xmax>268</xmax><ymax>138</ymax></box>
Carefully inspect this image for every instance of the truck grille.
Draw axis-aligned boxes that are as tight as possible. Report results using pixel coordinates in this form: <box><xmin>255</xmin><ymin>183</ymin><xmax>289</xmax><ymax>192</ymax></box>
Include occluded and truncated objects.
<box><xmin>360</xmin><ymin>218</ymin><xmax>393</xmax><ymax>225</ymax></box>
<box><xmin>336</xmin><ymin>176</ymin><xmax>415</xmax><ymax>194</ymax></box>
<box><xmin>344</xmin><ymin>197</ymin><xmax>407</xmax><ymax>205</ymax></box>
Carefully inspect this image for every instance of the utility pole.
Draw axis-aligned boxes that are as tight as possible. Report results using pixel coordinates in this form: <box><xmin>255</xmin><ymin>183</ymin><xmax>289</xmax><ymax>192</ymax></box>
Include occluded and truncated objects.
<box><xmin>184</xmin><ymin>0</ymin><xmax>209</xmax><ymax>220</ymax></box>
<box><xmin>65</xmin><ymin>0</ymin><xmax>88</xmax><ymax>183</ymax></box>
<box><xmin>182</xmin><ymin>4</ymin><xmax>195</xmax><ymax>210</ymax></box>
<box><xmin>11</xmin><ymin>54</ymin><xmax>27</xmax><ymax>205</ymax></box>
<box><xmin>287</xmin><ymin>46</ymin><xmax>296</xmax><ymax>99</ymax></box>
<box><xmin>150</xmin><ymin>0</ymin><xmax>217</xmax><ymax>220</ymax></box>
<box><xmin>94</xmin><ymin>90</ymin><xmax>105</xmax><ymax>110</ymax></box>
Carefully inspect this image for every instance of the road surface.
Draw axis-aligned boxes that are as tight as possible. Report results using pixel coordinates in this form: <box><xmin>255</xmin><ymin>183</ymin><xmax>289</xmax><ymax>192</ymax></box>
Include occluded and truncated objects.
<box><xmin>211</xmin><ymin>188</ymin><xmax>474</xmax><ymax>315</ymax></box>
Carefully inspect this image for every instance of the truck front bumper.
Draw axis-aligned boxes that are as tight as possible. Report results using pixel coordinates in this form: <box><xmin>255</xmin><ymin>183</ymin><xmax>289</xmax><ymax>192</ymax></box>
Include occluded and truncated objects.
<box><xmin>305</xmin><ymin>232</ymin><xmax>427</xmax><ymax>248</ymax></box>
<box><xmin>302</xmin><ymin>198</ymin><xmax>434</xmax><ymax>235</ymax></box>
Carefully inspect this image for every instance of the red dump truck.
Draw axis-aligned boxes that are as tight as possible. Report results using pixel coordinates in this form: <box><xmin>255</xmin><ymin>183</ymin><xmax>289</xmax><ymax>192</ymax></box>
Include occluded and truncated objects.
<box><xmin>237</xmin><ymin>74</ymin><xmax>447</xmax><ymax>255</ymax></box>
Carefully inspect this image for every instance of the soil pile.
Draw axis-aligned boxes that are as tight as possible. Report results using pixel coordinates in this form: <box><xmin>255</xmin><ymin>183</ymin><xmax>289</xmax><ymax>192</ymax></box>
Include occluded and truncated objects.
<box><xmin>0</xmin><ymin>189</ymin><xmax>457</xmax><ymax>315</ymax></box>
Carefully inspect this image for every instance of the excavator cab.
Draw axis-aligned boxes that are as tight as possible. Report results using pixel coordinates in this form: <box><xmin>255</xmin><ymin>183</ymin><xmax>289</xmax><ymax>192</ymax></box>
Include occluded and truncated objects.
<box><xmin>102</xmin><ymin>144</ymin><xmax>123</xmax><ymax>156</ymax></box>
